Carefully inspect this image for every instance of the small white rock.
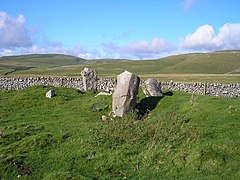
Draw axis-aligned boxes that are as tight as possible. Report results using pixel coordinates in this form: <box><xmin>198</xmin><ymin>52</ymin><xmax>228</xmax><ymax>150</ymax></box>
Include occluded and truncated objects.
<box><xmin>102</xmin><ymin>115</ymin><xmax>107</xmax><ymax>121</ymax></box>
<box><xmin>45</xmin><ymin>90</ymin><xmax>56</xmax><ymax>98</ymax></box>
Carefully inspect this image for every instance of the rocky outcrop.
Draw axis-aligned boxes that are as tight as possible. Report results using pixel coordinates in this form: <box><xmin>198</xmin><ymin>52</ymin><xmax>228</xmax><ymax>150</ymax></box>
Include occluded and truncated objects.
<box><xmin>142</xmin><ymin>79</ymin><xmax>163</xmax><ymax>97</ymax></box>
<box><xmin>112</xmin><ymin>71</ymin><xmax>140</xmax><ymax>117</ymax></box>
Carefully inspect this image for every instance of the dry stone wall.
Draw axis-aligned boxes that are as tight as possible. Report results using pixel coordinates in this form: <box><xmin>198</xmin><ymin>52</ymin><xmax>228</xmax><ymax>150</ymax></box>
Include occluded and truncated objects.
<box><xmin>0</xmin><ymin>77</ymin><xmax>239</xmax><ymax>98</ymax></box>
<box><xmin>0</xmin><ymin>77</ymin><xmax>116</xmax><ymax>91</ymax></box>
<box><xmin>0</xmin><ymin>77</ymin><xmax>84</xmax><ymax>90</ymax></box>
<box><xmin>161</xmin><ymin>81</ymin><xmax>240</xmax><ymax>98</ymax></box>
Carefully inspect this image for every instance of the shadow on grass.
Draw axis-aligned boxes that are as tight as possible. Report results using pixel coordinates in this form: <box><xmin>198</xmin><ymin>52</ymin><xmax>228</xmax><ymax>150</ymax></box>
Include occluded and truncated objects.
<box><xmin>136</xmin><ymin>91</ymin><xmax>173</xmax><ymax>119</ymax></box>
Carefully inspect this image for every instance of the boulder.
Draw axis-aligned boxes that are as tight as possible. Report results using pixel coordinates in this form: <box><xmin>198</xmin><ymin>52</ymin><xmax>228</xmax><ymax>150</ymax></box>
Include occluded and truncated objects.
<box><xmin>112</xmin><ymin>70</ymin><xmax>140</xmax><ymax>117</ymax></box>
<box><xmin>46</xmin><ymin>90</ymin><xmax>55</xmax><ymax>98</ymax></box>
<box><xmin>81</xmin><ymin>68</ymin><xmax>98</xmax><ymax>91</ymax></box>
<box><xmin>142</xmin><ymin>79</ymin><xmax>163</xmax><ymax>97</ymax></box>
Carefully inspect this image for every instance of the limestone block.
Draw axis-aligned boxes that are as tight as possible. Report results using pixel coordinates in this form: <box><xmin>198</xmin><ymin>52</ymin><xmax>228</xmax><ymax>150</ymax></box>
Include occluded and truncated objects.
<box><xmin>142</xmin><ymin>79</ymin><xmax>163</xmax><ymax>97</ymax></box>
<box><xmin>112</xmin><ymin>70</ymin><xmax>140</xmax><ymax>117</ymax></box>
<box><xmin>81</xmin><ymin>67</ymin><xmax>98</xmax><ymax>91</ymax></box>
<box><xmin>46</xmin><ymin>90</ymin><xmax>55</xmax><ymax>98</ymax></box>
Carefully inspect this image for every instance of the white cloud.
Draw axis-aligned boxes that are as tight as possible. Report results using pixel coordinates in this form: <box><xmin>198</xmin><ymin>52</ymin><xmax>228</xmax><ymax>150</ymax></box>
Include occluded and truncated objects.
<box><xmin>181</xmin><ymin>23</ymin><xmax>240</xmax><ymax>51</ymax></box>
<box><xmin>1</xmin><ymin>11</ymin><xmax>240</xmax><ymax>60</ymax></box>
<box><xmin>180</xmin><ymin>24</ymin><xmax>216</xmax><ymax>50</ymax></box>
<box><xmin>103</xmin><ymin>23</ymin><xmax>240</xmax><ymax>59</ymax></box>
<box><xmin>0</xmin><ymin>11</ymin><xmax>98</xmax><ymax>59</ymax></box>
<box><xmin>215</xmin><ymin>23</ymin><xmax>240</xmax><ymax>49</ymax></box>
<box><xmin>0</xmin><ymin>11</ymin><xmax>32</xmax><ymax>48</ymax></box>
<box><xmin>125</xmin><ymin>38</ymin><xmax>174</xmax><ymax>54</ymax></box>
<box><xmin>0</xmin><ymin>42</ymin><xmax>100</xmax><ymax>60</ymax></box>
<box><xmin>103</xmin><ymin>38</ymin><xmax>175</xmax><ymax>59</ymax></box>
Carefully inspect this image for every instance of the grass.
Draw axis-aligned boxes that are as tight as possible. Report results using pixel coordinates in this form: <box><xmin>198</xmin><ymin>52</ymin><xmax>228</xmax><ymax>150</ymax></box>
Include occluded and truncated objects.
<box><xmin>0</xmin><ymin>54</ymin><xmax>85</xmax><ymax>76</ymax></box>
<box><xmin>1</xmin><ymin>51</ymin><xmax>240</xmax><ymax>83</ymax></box>
<box><xmin>0</xmin><ymin>86</ymin><xmax>239</xmax><ymax>179</ymax></box>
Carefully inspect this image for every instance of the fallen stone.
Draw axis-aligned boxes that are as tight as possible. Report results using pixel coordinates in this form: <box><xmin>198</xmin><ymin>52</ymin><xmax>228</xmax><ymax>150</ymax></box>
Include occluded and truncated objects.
<box><xmin>95</xmin><ymin>91</ymin><xmax>112</xmax><ymax>97</ymax></box>
<box><xmin>112</xmin><ymin>70</ymin><xmax>140</xmax><ymax>117</ymax></box>
<box><xmin>142</xmin><ymin>79</ymin><xmax>163</xmax><ymax>97</ymax></box>
<box><xmin>45</xmin><ymin>90</ymin><xmax>56</xmax><ymax>98</ymax></box>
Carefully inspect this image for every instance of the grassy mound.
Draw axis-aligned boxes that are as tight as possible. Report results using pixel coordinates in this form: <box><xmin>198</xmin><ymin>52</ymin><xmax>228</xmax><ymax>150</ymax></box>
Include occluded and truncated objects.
<box><xmin>0</xmin><ymin>86</ymin><xmax>239</xmax><ymax>179</ymax></box>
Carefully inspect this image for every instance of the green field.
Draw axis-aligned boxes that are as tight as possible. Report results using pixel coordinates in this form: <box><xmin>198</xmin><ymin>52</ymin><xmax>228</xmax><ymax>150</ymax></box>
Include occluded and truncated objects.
<box><xmin>0</xmin><ymin>86</ymin><xmax>240</xmax><ymax>179</ymax></box>
<box><xmin>0</xmin><ymin>54</ymin><xmax>85</xmax><ymax>76</ymax></box>
<box><xmin>1</xmin><ymin>51</ymin><xmax>240</xmax><ymax>83</ymax></box>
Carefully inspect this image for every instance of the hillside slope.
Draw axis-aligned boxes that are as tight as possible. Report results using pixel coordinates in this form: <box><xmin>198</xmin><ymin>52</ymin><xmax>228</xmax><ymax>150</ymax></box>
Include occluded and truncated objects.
<box><xmin>0</xmin><ymin>50</ymin><xmax>240</xmax><ymax>77</ymax></box>
<box><xmin>77</xmin><ymin>50</ymin><xmax>240</xmax><ymax>76</ymax></box>
<box><xmin>159</xmin><ymin>51</ymin><xmax>240</xmax><ymax>74</ymax></box>
<box><xmin>0</xmin><ymin>54</ymin><xmax>85</xmax><ymax>75</ymax></box>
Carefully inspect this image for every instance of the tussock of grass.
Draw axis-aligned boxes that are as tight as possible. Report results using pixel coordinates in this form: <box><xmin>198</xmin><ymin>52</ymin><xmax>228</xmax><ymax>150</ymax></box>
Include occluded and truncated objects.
<box><xmin>0</xmin><ymin>86</ymin><xmax>239</xmax><ymax>179</ymax></box>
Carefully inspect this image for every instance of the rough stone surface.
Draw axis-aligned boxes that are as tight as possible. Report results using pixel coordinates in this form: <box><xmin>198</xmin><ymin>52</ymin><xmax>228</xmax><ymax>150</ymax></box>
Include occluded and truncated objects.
<box><xmin>142</xmin><ymin>79</ymin><xmax>163</xmax><ymax>97</ymax></box>
<box><xmin>81</xmin><ymin>67</ymin><xmax>98</xmax><ymax>91</ymax></box>
<box><xmin>161</xmin><ymin>82</ymin><xmax>240</xmax><ymax>98</ymax></box>
<box><xmin>45</xmin><ymin>90</ymin><xmax>55</xmax><ymax>98</ymax></box>
<box><xmin>0</xmin><ymin>77</ymin><xmax>239</xmax><ymax>98</ymax></box>
<box><xmin>112</xmin><ymin>70</ymin><xmax>140</xmax><ymax>117</ymax></box>
<box><xmin>0</xmin><ymin>77</ymin><xmax>115</xmax><ymax>91</ymax></box>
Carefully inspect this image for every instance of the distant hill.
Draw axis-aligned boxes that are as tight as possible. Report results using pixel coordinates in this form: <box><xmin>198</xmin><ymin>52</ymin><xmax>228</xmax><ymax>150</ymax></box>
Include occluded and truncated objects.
<box><xmin>155</xmin><ymin>50</ymin><xmax>240</xmax><ymax>74</ymax></box>
<box><xmin>81</xmin><ymin>50</ymin><xmax>240</xmax><ymax>76</ymax></box>
<box><xmin>0</xmin><ymin>54</ymin><xmax>85</xmax><ymax>75</ymax></box>
<box><xmin>0</xmin><ymin>50</ymin><xmax>240</xmax><ymax>77</ymax></box>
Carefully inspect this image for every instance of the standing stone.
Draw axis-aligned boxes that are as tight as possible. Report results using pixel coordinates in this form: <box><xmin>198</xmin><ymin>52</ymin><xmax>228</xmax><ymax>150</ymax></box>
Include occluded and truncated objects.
<box><xmin>81</xmin><ymin>68</ymin><xmax>98</xmax><ymax>91</ymax></box>
<box><xmin>112</xmin><ymin>70</ymin><xmax>140</xmax><ymax>117</ymax></box>
<box><xmin>45</xmin><ymin>90</ymin><xmax>56</xmax><ymax>98</ymax></box>
<box><xmin>142</xmin><ymin>79</ymin><xmax>163</xmax><ymax>97</ymax></box>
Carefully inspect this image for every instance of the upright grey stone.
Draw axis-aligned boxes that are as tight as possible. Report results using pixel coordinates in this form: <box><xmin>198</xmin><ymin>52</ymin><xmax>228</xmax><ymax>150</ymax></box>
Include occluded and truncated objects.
<box><xmin>45</xmin><ymin>90</ymin><xmax>56</xmax><ymax>98</ymax></box>
<box><xmin>112</xmin><ymin>70</ymin><xmax>140</xmax><ymax>117</ymax></box>
<box><xmin>81</xmin><ymin>68</ymin><xmax>98</xmax><ymax>91</ymax></box>
<box><xmin>142</xmin><ymin>79</ymin><xmax>163</xmax><ymax>97</ymax></box>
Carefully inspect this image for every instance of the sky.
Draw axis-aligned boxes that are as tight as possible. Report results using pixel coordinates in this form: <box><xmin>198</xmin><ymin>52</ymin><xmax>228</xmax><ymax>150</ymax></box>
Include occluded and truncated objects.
<box><xmin>0</xmin><ymin>0</ymin><xmax>240</xmax><ymax>59</ymax></box>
